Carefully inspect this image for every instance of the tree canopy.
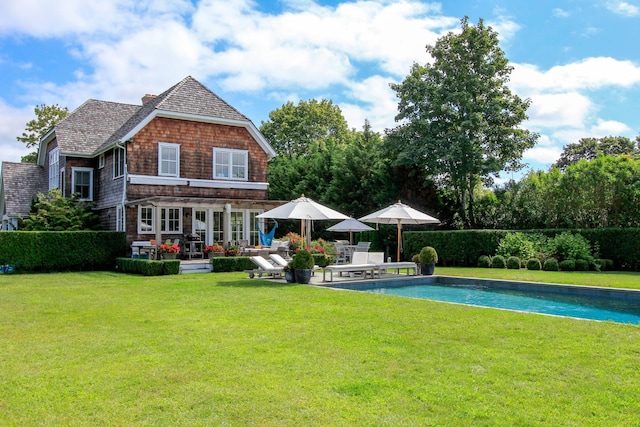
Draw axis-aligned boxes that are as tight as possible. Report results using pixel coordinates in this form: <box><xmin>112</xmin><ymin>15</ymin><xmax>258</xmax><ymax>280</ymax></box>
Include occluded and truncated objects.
<box><xmin>17</xmin><ymin>104</ymin><xmax>69</xmax><ymax>163</ymax></box>
<box><xmin>554</xmin><ymin>135</ymin><xmax>640</xmax><ymax>171</ymax></box>
<box><xmin>386</xmin><ymin>17</ymin><xmax>537</xmax><ymax>228</ymax></box>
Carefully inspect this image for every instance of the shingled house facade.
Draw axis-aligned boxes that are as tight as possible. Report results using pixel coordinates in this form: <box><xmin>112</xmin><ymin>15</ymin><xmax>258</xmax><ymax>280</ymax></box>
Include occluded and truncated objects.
<box><xmin>0</xmin><ymin>76</ymin><xmax>282</xmax><ymax>251</ymax></box>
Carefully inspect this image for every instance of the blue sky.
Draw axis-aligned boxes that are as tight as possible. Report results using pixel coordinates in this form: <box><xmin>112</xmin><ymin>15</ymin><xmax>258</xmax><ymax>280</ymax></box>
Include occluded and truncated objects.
<box><xmin>1</xmin><ymin>0</ymin><xmax>639</xmax><ymax>181</ymax></box>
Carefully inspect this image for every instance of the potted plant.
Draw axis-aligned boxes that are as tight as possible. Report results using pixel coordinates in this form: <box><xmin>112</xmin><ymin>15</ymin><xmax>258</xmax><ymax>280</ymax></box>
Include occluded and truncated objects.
<box><xmin>226</xmin><ymin>245</ymin><xmax>240</xmax><ymax>257</ymax></box>
<box><xmin>418</xmin><ymin>246</ymin><xmax>438</xmax><ymax>275</ymax></box>
<box><xmin>290</xmin><ymin>249</ymin><xmax>314</xmax><ymax>284</ymax></box>
<box><xmin>204</xmin><ymin>244</ymin><xmax>225</xmax><ymax>258</ymax></box>
<box><xmin>283</xmin><ymin>264</ymin><xmax>296</xmax><ymax>283</ymax></box>
<box><xmin>158</xmin><ymin>241</ymin><xmax>180</xmax><ymax>260</ymax></box>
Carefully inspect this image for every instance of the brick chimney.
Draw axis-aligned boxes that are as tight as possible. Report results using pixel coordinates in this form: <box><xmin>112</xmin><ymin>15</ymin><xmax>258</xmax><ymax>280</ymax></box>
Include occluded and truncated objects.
<box><xmin>141</xmin><ymin>94</ymin><xmax>156</xmax><ymax>104</ymax></box>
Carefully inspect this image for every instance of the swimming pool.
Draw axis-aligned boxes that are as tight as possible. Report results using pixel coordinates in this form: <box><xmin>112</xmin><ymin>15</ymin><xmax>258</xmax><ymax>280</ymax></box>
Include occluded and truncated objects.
<box><xmin>327</xmin><ymin>276</ymin><xmax>640</xmax><ymax>325</ymax></box>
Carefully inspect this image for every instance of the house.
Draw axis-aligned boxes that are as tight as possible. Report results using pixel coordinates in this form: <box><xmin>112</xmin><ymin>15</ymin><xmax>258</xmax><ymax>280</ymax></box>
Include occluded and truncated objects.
<box><xmin>0</xmin><ymin>76</ymin><xmax>283</xmax><ymax>252</ymax></box>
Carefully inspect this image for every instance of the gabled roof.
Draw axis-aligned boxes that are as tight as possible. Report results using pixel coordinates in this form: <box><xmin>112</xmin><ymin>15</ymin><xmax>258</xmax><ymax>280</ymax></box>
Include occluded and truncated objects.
<box><xmin>52</xmin><ymin>100</ymin><xmax>141</xmax><ymax>156</ymax></box>
<box><xmin>39</xmin><ymin>76</ymin><xmax>276</xmax><ymax>160</ymax></box>
<box><xmin>0</xmin><ymin>162</ymin><xmax>47</xmax><ymax>217</ymax></box>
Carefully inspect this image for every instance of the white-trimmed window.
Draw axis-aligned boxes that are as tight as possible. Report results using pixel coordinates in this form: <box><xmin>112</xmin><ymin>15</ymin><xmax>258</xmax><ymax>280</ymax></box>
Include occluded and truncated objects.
<box><xmin>158</xmin><ymin>142</ymin><xmax>180</xmax><ymax>177</ymax></box>
<box><xmin>212</xmin><ymin>211</ymin><xmax>224</xmax><ymax>243</ymax></box>
<box><xmin>48</xmin><ymin>148</ymin><xmax>60</xmax><ymax>190</ymax></box>
<box><xmin>71</xmin><ymin>167</ymin><xmax>93</xmax><ymax>201</ymax></box>
<box><xmin>161</xmin><ymin>207</ymin><xmax>182</xmax><ymax>233</ymax></box>
<box><xmin>98</xmin><ymin>154</ymin><xmax>105</xmax><ymax>169</ymax></box>
<box><xmin>114</xmin><ymin>147</ymin><xmax>125</xmax><ymax>178</ymax></box>
<box><xmin>138</xmin><ymin>206</ymin><xmax>155</xmax><ymax>234</ymax></box>
<box><xmin>249</xmin><ymin>211</ymin><xmax>261</xmax><ymax>246</ymax></box>
<box><xmin>213</xmin><ymin>148</ymin><xmax>247</xmax><ymax>180</ymax></box>
<box><xmin>230</xmin><ymin>211</ymin><xmax>244</xmax><ymax>242</ymax></box>
<box><xmin>116</xmin><ymin>205</ymin><xmax>125</xmax><ymax>232</ymax></box>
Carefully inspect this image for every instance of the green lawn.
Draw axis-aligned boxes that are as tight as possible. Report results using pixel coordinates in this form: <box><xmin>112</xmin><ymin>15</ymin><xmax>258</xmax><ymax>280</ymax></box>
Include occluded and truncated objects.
<box><xmin>1</xmin><ymin>270</ymin><xmax>639</xmax><ymax>426</ymax></box>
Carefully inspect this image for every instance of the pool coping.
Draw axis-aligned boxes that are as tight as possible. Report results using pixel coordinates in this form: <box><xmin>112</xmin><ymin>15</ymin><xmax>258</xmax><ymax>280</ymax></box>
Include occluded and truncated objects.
<box><xmin>321</xmin><ymin>275</ymin><xmax>640</xmax><ymax>303</ymax></box>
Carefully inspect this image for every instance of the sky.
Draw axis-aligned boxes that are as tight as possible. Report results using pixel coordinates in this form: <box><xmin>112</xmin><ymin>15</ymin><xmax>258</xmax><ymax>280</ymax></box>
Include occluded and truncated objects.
<box><xmin>1</xmin><ymin>0</ymin><xmax>639</xmax><ymax>181</ymax></box>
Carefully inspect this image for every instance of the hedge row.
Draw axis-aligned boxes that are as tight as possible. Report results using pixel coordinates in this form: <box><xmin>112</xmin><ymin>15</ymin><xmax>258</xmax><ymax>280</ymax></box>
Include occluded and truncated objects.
<box><xmin>116</xmin><ymin>258</ymin><xmax>180</xmax><ymax>275</ymax></box>
<box><xmin>0</xmin><ymin>231</ymin><xmax>126</xmax><ymax>272</ymax></box>
<box><xmin>404</xmin><ymin>228</ymin><xmax>640</xmax><ymax>271</ymax></box>
<box><xmin>210</xmin><ymin>256</ymin><xmax>255</xmax><ymax>272</ymax></box>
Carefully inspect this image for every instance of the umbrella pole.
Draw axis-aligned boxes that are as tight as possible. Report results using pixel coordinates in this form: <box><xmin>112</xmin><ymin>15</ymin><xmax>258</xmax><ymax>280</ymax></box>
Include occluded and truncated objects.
<box><xmin>301</xmin><ymin>219</ymin><xmax>305</xmax><ymax>247</ymax></box>
<box><xmin>397</xmin><ymin>220</ymin><xmax>402</xmax><ymax>261</ymax></box>
<box><xmin>349</xmin><ymin>231</ymin><xmax>353</xmax><ymax>245</ymax></box>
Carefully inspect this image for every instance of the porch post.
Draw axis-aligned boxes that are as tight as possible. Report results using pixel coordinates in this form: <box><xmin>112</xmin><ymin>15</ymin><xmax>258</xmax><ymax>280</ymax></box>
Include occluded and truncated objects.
<box><xmin>223</xmin><ymin>203</ymin><xmax>232</xmax><ymax>247</ymax></box>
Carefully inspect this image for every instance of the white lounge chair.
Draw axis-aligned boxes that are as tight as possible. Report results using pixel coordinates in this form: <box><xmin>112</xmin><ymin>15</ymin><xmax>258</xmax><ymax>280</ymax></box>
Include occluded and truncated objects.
<box><xmin>367</xmin><ymin>252</ymin><xmax>418</xmax><ymax>275</ymax></box>
<box><xmin>322</xmin><ymin>252</ymin><xmax>378</xmax><ymax>282</ymax></box>
<box><xmin>248</xmin><ymin>256</ymin><xmax>285</xmax><ymax>279</ymax></box>
<box><xmin>269</xmin><ymin>253</ymin><xmax>290</xmax><ymax>268</ymax></box>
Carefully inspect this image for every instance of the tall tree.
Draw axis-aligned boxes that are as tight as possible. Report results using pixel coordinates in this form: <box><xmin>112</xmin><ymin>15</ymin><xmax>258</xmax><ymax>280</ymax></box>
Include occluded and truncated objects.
<box><xmin>260</xmin><ymin>99</ymin><xmax>349</xmax><ymax>158</ymax></box>
<box><xmin>387</xmin><ymin>17</ymin><xmax>537</xmax><ymax>228</ymax></box>
<box><xmin>554</xmin><ymin>136</ymin><xmax>639</xmax><ymax>171</ymax></box>
<box><xmin>17</xmin><ymin>104</ymin><xmax>69</xmax><ymax>163</ymax></box>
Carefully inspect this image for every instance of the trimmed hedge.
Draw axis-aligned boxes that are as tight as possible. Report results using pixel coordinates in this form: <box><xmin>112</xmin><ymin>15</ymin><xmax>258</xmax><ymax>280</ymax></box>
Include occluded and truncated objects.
<box><xmin>0</xmin><ymin>231</ymin><xmax>126</xmax><ymax>272</ymax></box>
<box><xmin>116</xmin><ymin>258</ymin><xmax>180</xmax><ymax>276</ymax></box>
<box><xmin>543</xmin><ymin>258</ymin><xmax>559</xmax><ymax>271</ymax></box>
<box><xmin>404</xmin><ymin>228</ymin><xmax>640</xmax><ymax>271</ymax></box>
<box><xmin>491</xmin><ymin>255</ymin><xmax>506</xmax><ymax>269</ymax></box>
<box><xmin>210</xmin><ymin>256</ymin><xmax>255</xmax><ymax>272</ymax></box>
<box><xmin>575</xmin><ymin>259</ymin><xmax>590</xmax><ymax>271</ymax></box>
<box><xmin>506</xmin><ymin>256</ymin><xmax>521</xmax><ymax>270</ymax></box>
<box><xmin>477</xmin><ymin>255</ymin><xmax>491</xmax><ymax>268</ymax></box>
<box><xmin>526</xmin><ymin>258</ymin><xmax>542</xmax><ymax>270</ymax></box>
<box><xmin>559</xmin><ymin>259</ymin><xmax>576</xmax><ymax>271</ymax></box>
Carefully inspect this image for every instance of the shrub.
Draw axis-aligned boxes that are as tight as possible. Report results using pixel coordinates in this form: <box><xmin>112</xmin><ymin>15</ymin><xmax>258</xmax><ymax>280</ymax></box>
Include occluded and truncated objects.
<box><xmin>291</xmin><ymin>249</ymin><xmax>314</xmax><ymax>270</ymax></box>
<box><xmin>574</xmin><ymin>259</ymin><xmax>589</xmax><ymax>271</ymax></box>
<box><xmin>496</xmin><ymin>232</ymin><xmax>537</xmax><ymax>260</ymax></box>
<box><xmin>547</xmin><ymin>232</ymin><xmax>592</xmax><ymax>261</ymax></box>
<box><xmin>596</xmin><ymin>259</ymin><xmax>614</xmax><ymax>271</ymax></box>
<box><xmin>491</xmin><ymin>255</ymin><xmax>506</xmax><ymax>269</ymax></box>
<box><xmin>419</xmin><ymin>246</ymin><xmax>438</xmax><ymax>264</ymax></box>
<box><xmin>312</xmin><ymin>253</ymin><xmax>331</xmax><ymax>268</ymax></box>
<box><xmin>559</xmin><ymin>259</ymin><xmax>576</xmax><ymax>271</ymax></box>
<box><xmin>115</xmin><ymin>258</ymin><xmax>179</xmax><ymax>276</ymax></box>
<box><xmin>526</xmin><ymin>258</ymin><xmax>541</xmax><ymax>270</ymax></box>
<box><xmin>543</xmin><ymin>258</ymin><xmax>559</xmax><ymax>271</ymax></box>
<box><xmin>506</xmin><ymin>256</ymin><xmax>521</xmax><ymax>269</ymax></box>
<box><xmin>477</xmin><ymin>255</ymin><xmax>491</xmax><ymax>268</ymax></box>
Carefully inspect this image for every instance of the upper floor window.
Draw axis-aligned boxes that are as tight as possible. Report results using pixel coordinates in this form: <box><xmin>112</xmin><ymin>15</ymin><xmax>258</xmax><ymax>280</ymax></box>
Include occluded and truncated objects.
<box><xmin>114</xmin><ymin>147</ymin><xmax>125</xmax><ymax>178</ymax></box>
<box><xmin>71</xmin><ymin>167</ymin><xmax>93</xmax><ymax>201</ymax></box>
<box><xmin>158</xmin><ymin>142</ymin><xmax>180</xmax><ymax>177</ymax></box>
<box><xmin>213</xmin><ymin>148</ymin><xmax>247</xmax><ymax>180</ymax></box>
<box><xmin>48</xmin><ymin>148</ymin><xmax>60</xmax><ymax>190</ymax></box>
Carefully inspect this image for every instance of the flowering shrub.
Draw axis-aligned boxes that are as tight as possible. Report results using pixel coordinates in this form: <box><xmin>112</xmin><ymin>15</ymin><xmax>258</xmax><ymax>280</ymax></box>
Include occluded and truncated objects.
<box><xmin>204</xmin><ymin>244</ymin><xmax>225</xmax><ymax>254</ymax></box>
<box><xmin>284</xmin><ymin>232</ymin><xmax>303</xmax><ymax>251</ymax></box>
<box><xmin>158</xmin><ymin>243</ymin><xmax>180</xmax><ymax>254</ymax></box>
<box><xmin>226</xmin><ymin>246</ymin><xmax>240</xmax><ymax>257</ymax></box>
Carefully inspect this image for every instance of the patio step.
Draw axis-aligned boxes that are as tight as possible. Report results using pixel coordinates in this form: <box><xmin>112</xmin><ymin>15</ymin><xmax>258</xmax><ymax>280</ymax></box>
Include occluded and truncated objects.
<box><xmin>180</xmin><ymin>259</ymin><xmax>212</xmax><ymax>274</ymax></box>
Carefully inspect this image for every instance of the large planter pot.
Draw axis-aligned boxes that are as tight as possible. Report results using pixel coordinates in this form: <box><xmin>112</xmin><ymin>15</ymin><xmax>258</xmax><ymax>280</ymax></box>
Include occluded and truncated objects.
<box><xmin>295</xmin><ymin>269</ymin><xmax>312</xmax><ymax>284</ymax></box>
<box><xmin>421</xmin><ymin>263</ymin><xmax>435</xmax><ymax>275</ymax></box>
<box><xmin>285</xmin><ymin>270</ymin><xmax>296</xmax><ymax>283</ymax></box>
<box><xmin>162</xmin><ymin>253</ymin><xmax>177</xmax><ymax>260</ymax></box>
<box><xmin>207</xmin><ymin>252</ymin><xmax>225</xmax><ymax>259</ymax></box>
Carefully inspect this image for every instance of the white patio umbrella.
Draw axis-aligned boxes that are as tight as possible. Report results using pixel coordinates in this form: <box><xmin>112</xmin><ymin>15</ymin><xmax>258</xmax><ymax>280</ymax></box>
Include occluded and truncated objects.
<box><xmin>326</xmin><ymin>217</ymin><xmax>374</xmax><ymax>244</ymax></box>
<box><xmin>359</xmin><ymin>201</ymin><xmax>440</xmax><ymax>261</ymax></box>
<box><xmin>257</xmin><ymin>194</ymin><xmax>349</xmax><ymax>247</ymax></box>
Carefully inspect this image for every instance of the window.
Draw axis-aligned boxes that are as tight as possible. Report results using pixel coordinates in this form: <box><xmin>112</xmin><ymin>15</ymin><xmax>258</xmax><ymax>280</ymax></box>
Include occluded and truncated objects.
<box><xmin>230</xmin><ymin>211</ymin><xmax>244</xmax><ymax>243</ymax></box>
<box><xmin>71</xmin><ymin>167</ymin><xmax>93</xmax><ymax>200</ymax></box>
<box><xmin>212</xmin><ymin>211</ymin><xmax>224</xmax><ymax>243</ymax></box>
<box><xmin>116</xmin><ymin>206</ymin><xmax>125</xmax><ymax>232</ymax></box>
<box><xmin>114</xmin><ymin>147</ymin><xmax>125</xmax><ymax>178</ymax></box>
<box><xmin>161</xmin><ymin>208</ymin><xmax>181</xmax><ymax>233</ymax></box>
<box><xmin>48</xmin><ymin>148</ymin><xmax>60</xmax><ymax>190</ymax></box>
<box><xmin>249</xmin><ymin>211</ymin><xmax>261</xmax><ymax>246</ymax></box>
<box><xmin>158</xmin><ymin>143</ymin><xmax>180</xmax><ymax>177</ymax></box>
<box><xmin>194</xmin><ymin>210</ymin><xmax>207</xmax><ymax>242</ymax></box>
<box><xmin>139</xmin><ymin>206</ymin><xmax>154</xmax><ymax>234</ymax></box>
<box><xmin>98</xmin><ymin>154</ymin><xmax>105</xmax><ymax>169</ymax></box>
<box><xmin>213</xmin><ymin>148</ymin><xmax>247</xmax><ymax>180</ymax></box>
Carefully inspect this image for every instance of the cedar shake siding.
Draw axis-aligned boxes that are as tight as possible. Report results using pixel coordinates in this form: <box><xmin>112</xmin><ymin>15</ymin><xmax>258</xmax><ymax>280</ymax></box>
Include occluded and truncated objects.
<box><xmin>1</xmin><ymin>76</ymin><xmax>281</xmax><ymax>249</ymax></box>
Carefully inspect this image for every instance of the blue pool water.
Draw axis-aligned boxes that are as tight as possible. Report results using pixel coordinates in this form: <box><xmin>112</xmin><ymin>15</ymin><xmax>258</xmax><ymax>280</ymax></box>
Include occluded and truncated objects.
<box><xmin>366</xmin><ymin>283</ymin><xmax>640</xmax><ymax>324</ymax></box>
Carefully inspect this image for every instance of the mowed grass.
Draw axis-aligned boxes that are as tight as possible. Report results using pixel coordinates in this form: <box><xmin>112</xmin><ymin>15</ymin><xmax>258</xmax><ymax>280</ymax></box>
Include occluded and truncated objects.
<box><xmin>1</xmin><ymin>270</ymin><xmax>639</xmax><ymax>426</ymax></box>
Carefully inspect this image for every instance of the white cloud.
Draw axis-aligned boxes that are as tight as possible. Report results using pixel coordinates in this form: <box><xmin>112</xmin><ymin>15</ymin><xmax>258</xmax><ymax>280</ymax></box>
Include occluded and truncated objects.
<box><xmin>606</xmin><ymin>0</ymin><xmax>640</xmax><ymax>16</ymax></box>
<box><xmin>512</xmin><ymin>57</ymin><xmax>640</xmax><ymax>93</ymax></box>
<box><xmin>525</xmin><ymin>92</ymin><xmax>593</xmax><ymax>129</ymax></box>
<box><xmin>339</xmin><ymin>75</ymin><xmax>400</xmax><ymax>132</ymax></box>
<box><xmin>0</xmin><ymin>100</ymin><xmax>34</xmax><ymax>164</ymax></box>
